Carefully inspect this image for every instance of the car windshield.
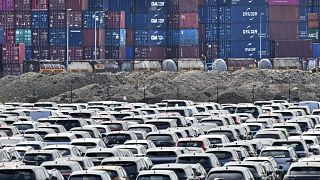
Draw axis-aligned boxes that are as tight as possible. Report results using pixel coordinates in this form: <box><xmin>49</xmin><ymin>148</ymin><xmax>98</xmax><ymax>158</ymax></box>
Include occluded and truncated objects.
<box><xmin>236</xmin><ymin>107</ymin><xmax>259</xmax><ymax>117</ymax></box>
<box><xmin>207</xmin><ymin>171</ymin><xmax>245</xmax><ymax>180</ymax></box>
<box><xmin>248</xmin><ymin>125</ymin><xmax>261</xmax><ymax>131</ymax></box>
<box><xmin>15</xmin><ymin>124</ymin><xmax>33</xmax><ymax>131</ymax></box>
<box><xmin>147</xmin><ymin>135</ymin><xmax>172</xmax><ymax>141</ymax></box>
<box><xmin>255</xmin><ymin>133</ymin><xmax>280</xmax><ymax>139</ymax></box>
<box><xmin>177</xmin><ymin>156</ymin><xmax>212</xmax><ymax>171</ymax></box>
<box><xmin>69</xmin><ymin>175</ymin><xmax>102</xmax><ymax>180</ymax></box>
<box><xmin>86</xmin><ymin>153</ymin><xmax>114</xmax><ymax>158</ymax></box>
<box><xmin>290</xmin><ymin>167</ymin><xmax>320</xmax><ymax>175</ymax></box>
<box><xmin>177</xmin><ymin>141</ymin><xmax>203</xmax><ymax>147</ymax></box>
<box><xmin>55</xmin><ymin>120</ymin><xmax>81</xmax><ymax>131</ymax></box>
<box><xmin>147</xmin><ymin>151</ymin><xmax>177</xmax><ymax>157</ymax></box>
<box><xmin>44</xmin><ymin>137</ymin><xmax>71</xmax><ymax>142</ymax></box>
<box><xmin>70</xmin><ymin>113</ymin><xmax>91</xmax><ymax>119</ymax></box>
<box><xmin>260</xmin><ymin>150</ymin><xmax>290</xmax><ymax>158</ymax></box>
<box><xmin>212</xmin><ymin>151</ymin><xmax>233</xmax><ymax>160</ymax></box>
<box><xmin>208</xmin><ymin>138</ymin><xmax>222</xmax><ymax>144</ymax></box>
<box><xmin>273</xmin><ymin>142</ymin><xmax>304</xmax><ymax>151</ymax></box>
<box><xmin>24</xmin><ymin>153</ymin><xmax>52</xmax><ymax>161</ymax></box>
<box><xmin>71</xmin><ymin>142</ymin><xmax>96</xmax><ymax>147</ymax></box>
<box><xmin>147</xmin><ymin>122</ymin><xmax>171</xmax><ymax>130</ymax></box>
<box><xmin>0</xmin><ymin>169</ymin><xmax>36</xmax><ymax>180</ymax></box>
<box><xmin>138</xmin><ymin>175</ymin><xmax>171</xmax><ymax>180</ymax></box>
<box><xmin>107</xmin><ymin>134</ymin><xmax>131</xmax><ymax>144</ymax></box>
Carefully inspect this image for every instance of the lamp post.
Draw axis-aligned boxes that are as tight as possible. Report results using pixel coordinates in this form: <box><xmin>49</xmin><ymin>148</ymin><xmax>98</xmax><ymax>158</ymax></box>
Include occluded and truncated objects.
<box><xmin>66</xmin><ymin>9</ymin><xmax>72</xmax><ymax>70</ymax></box>
<box><xmin>93</xmin><ymin>12</ymin><xmax>100</xmax><ymax>61</ymax></box>
<box><xmin>259</xmin><ymin>13</ymin><xmax>264</xmax><ymax>59</ymax></box>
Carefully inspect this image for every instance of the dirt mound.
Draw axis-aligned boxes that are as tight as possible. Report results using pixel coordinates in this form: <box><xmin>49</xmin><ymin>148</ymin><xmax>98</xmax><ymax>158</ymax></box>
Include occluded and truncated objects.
<box><xmin>0</xmin><ymin>69</ymin><xmax>318</xmax><ymax>103</ymax></box>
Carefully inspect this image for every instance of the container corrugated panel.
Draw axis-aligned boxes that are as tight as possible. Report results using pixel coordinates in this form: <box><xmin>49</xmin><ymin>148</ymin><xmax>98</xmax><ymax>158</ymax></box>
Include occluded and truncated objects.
<box><xmin>125</xmin><ymin>12</ymin><xmax>134</xmax><ymax>28</ymax></box>
<box><xmin>166</xmin><ymin>46</ymin><xmax>199</xmax><ymax>58</ymax></box>
<box><xmin>105</xmin><ymin>11</ymin><xmax>125</xmax><ymax>29</ymax></box>
<box><xmin>269</xmin><ymin>22</ymin><xmax>299</xmax><ymax>40</ymax></box>
<box><xmin>167</xmin><ymin>29</ymin><xmax>199</xmax><ymax>46</ymax></box>
<box><xmin>105</xmin><ymin>46</ymin><xmax>126</xmax><ymax>59</ymax></box>
<box><xmin>2</xmin><ymin>43</ymin><xmax>25</xmax><ymax>64</ymax></box>
<box><xmin>299</xmin><ymin>21</ymin><xmax>308</xmax><ymax>39</ymax></box>
<box><xmin>49</xmin><ymin>28</ymin><xmax>66</xmax><ymax>46</ymax></box>
<box><xmin>0</xmin><ymin>12</ymin><xmax>14</xmax><ymax>29</ymax></box>
<box><xmin>119</xmin><ymin>0</ymin><xmax>134</xmax><ymax>12</ymax></box>
<box><xmin>168</xmin><ymin>13</ymin><xmax>199</xmax><ymax>29</ymax></box>
<box><xmin>83</xmin><ymin>11</ymin><xmax>105</xmax><ymax>28</ymax></box>
<box><xmin>126</xmin><ymin>46</ymin><xmax>133</xmax><ymax>59</ymax></box>
<box><xmin>66</xmin><ymin>0</ymin><xmax>88</xmax><ymax>11</ymax></box>
<box><xmin>203</xmin><ymin>42</ymin><xmax>218</xmax><ymax>60</ymax></box>
<box><xmin>88</xmin><ymin>0</ymin><xmax>103</xmax><ymax>10</ymax></box>
<box><xmin>147</xmin><ymin>11</ymin><xmax>167</xmax><ymax>29</ymax></box>
<box><xmin>126</xmin><ymin>29</ymin><xmax>134</xmax><ymax>45</ymax></box>
<box><xmin>269</xmin><ymin>0</ymin><xmax>299</xmax><ymax>5</ymax></box>
<box><xmin>231</xmin><ymin>5</ymin><xmax>268</xmax><ymax>23</ymax></box>
<box><xmin>313</xmin><ymin>43</ymin><xmax>320</xmax><ymax>58</ymax></box>
<box><xmin>231</xmin><ymin>0</ymin><xmax>267</xmax><ymax>5</ymax></box>
<box><xmin>147</xmin><ymin>0</ymin><xmax>167</xmax><ymax>12</ymax></box>
<box><xmin>199</xmin><ymin>5</ymin><xmax>231</xmax><ymax>24</ymax></box>
<box><xmin>32</xmin><ymin>29</ymin><xmax>48</xmax><ymax>46</ymax></box>
<box><xmin>299</xmin><ymin>5</ymin><xmax>310</xmax><ymax>21</ymax></box>
<box><xmin>275</xmin><ymin>40</ymin><xmax>312</xmax><ymax>57</ymax></box>
<box><xmin>230</xmin><ymin>40</ymin><xmax>270</xmax><ymax>58</ymax></box>
<box><xmin>148</xmin><ymin>30</ymin><xmax>166</xmax><ymax>46</ymax></box>
<box><xmin>231</xmin><ymin>23</ymin><xmax>269</xmax><ymax>41</ymax></box>
<box><xmin>82</xmin><ymin>29</ymin><xmax>105</xmax><ymax>46</ymax></box>
<box><xmin>25</xmin><ymin>46</ymin><xmax>32</xmax><ymax>61</ymax></box>
<box><xmin>135</xmin><ymin>0</ymin><xmax>147</xmax><ymax>12</ymax></box>
<box><xmin>2</xmin><ymin>64</ymin><xmax>22</xmax><ymax>76</ymax></box>
<box><xmin>49</xmin><ymin>0</ymin><xmax>66</xmax><ymax>10</ymax></box>
<box><xmin>0</xmin><ymin>0</ymin><xmax>14</xmax><ymax>10</ymax></box>
<box><xmin>206</xmin><ymin>0</ymin><xmax>231</xmax><ymax>6</ymax></box>
<box><xmin>50</xmin><ymin>46</ymin><xmax>66</xmax><ymax>60</ymax></box>
<box><xmin>269</xmin><ymin>6</ymin><xmax>299</xmax><ymax>22</ymax></box>
<box><xmin>134</xmin><ymin>46</ymin><xmax>148</xmax><ymax>59</ymax></box>
<box><xmin>14</xmin><ymin>0</ymin><xmax>32</xmax><ymax>10</ymax></box>
<box><xmin>15</xmin><ymin>11</ymin><xmax>32</xmax><ymax>28</ymax></box>
<box><xmin>69</xmin><ymin>29</ymin><xmax>82</xmax><ymax>46</ymax></box>
<box><xmin>4</xmin><ymin>30</ymin><xmax>15</xmax><ymax>44</ymax></box>
<box><xmin>32</xmin><ymin>11</ymin><xmax>49</xmax><ymax>28</ymax></box>
<box><xmin>83</xmin><ymin>46</ymin><xmax>105</xmax><ymax>60</ymax></box>
<box><xmin>16</xmin><ymin>29</ymin><xmax>32</xmax><ymax>46</ymax></box>
<box><xmin>0</xmin><ymin>28</ymin><xmax>4</xmax><ymax>44</ymax></box>
<box><xmin>49</xmin><ymin>11</ymin><xmax>66</xmax><ymax>28</ymax></box>
<box><xmin>147</xmin><ymin>46</ymin><xmax>166</xmax><ymax>59</ymax></box>
<box><xmin>135</xmin><ymin>30</ymin><xmax>148</xmax><ymax>46</ymax></box>
<box><xmin>32</xmin><ymin>46</ymin><xmax>50</xmax><ymax>60</ymax></box>
<box><xmin>135</xmin><ymin>13</ymin><xmax>148</xmax><ymax>28</ymax></box>
<box><xmin>32</xmin><ymin>0</ymin><xmax>49</xmax><ymax>10</ymax></box>
<box><xmin>68</xmin><ymin>11</ymin><xmax>83</xmax><ymax>28</ymax></box>
<box><xmin>106</xmin><ymin>29</ymin><xmax>126</xmax><ymax>46</ymax></box>
<box><xmin>168</xmin><ymin>0</ymin><xmax>198</xmax><ymax>13</ymax></box>
<box><xmin>205</xmin><ymin>23</ymin><xmax>231</xmax><ymax>42</ymax></box>
<box><xmin>69</xmin><ymin>47</ymin><xmax>83</xmax><ymax>60</ymax></box>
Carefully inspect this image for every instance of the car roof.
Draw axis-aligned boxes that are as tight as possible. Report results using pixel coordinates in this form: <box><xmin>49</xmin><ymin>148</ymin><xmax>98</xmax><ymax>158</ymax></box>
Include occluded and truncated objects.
<box><xmin>209</xmin><ymin>166</ymin><xmax>249</xmax><ymax>173</ymax></box>
<box><xmin>70</xmin><ymin>170</ymin><xmax>106</xmax><ymax>176</ymax></box>
<box><xmin>41</xmin><ymin>160</ymin><xmax>79</xmax><ymax>166</ymax></box>
<box><xmin>91</xmin><ymin>166</ymin><xmax>124</xmax><ymax>171</ymax></box>
<box><xmin>138</xmin><ymin>170</ymin><xmax>177</xmax><ymax>176</ymax></box>
<box><xmin>262</xmin><ymin>146</ymin><xmax>293</xmax><ymax>151</ymax></box>
<box><xmin>153</xmin><ymin>163</ymin><xmax>192</xmax><ymax>169</ymax></box>
<box><xmin>71</xmin><ymin>138</ymin><xmax>102</xmax><ymax>143</ymax></box>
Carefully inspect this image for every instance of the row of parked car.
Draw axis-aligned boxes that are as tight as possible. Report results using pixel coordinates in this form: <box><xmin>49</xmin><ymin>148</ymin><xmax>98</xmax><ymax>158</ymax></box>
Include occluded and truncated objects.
<box><xmin>0</xmin><ymin>100</ymin><xmax>319</xmax><ymax>180</ymax></box>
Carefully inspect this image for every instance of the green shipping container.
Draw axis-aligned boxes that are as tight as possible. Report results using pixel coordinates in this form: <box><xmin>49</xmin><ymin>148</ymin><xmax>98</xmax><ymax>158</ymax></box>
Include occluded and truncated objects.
<box><xmin>15</xmin><ymin>29</ymin><xmax>32</xmax><ymax>46</ymax></box>
<box><xmin>308</xmin><ymin>29</ymin><xmax>319</xmax><ymax>42</ymax></box>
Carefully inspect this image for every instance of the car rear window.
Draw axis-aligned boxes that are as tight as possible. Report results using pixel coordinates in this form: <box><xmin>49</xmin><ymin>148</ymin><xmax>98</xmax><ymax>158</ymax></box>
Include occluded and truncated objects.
<box><xmin>138</xmin><ymin>175</ymin><xmax>171</xmax><ymax>180</ymax></box>
<box><xmin>15</xmin><ymin>124</ymin><xmax>34</xmax><ymax>131</ymax></box>
<box><xmin>71</xmin><ymin>142</ymin><xmax>96</xmax><ymax>147</ymax></box>
<box><xmin>0</xmin><ymin>169</ymin><xmax>36</xmax><ymax>180</ymax></box>
<box><xmin>105</xmin><ymin>124</ymin><xmax>123</xmax><ymax>131</ymax></box>
<box><xmin>255</xmin><ymin>133</ymin><xmax>280</xmax><ymax>139</ymax></box>
<box><xmin>147</xmin><ymin>135</ymin><xmax>172</xmax><ymax>141</ymax></box>
<box><xmin>147</xmin><ymin>122</ymin><xmax>171</xmax><ymax>130</ymax></box>
<box><xmin>107</xmin><ymin>134</ymin><xmax>131</xmax><ymax>144</ymax></box>
<box><xmin>147</xmin><ymin>151</ymin><xmax>177</xmax><ymax>157</ymax></box>
<box><xmin>86</xmin><ymin>153</ymin><xmax>114</xmax><ymax>158</ymax></box>
<box><xmin>177</xmin><ymin>141</ymin><xmax>203</xmax><ymax>147</ymax></box>
<box><xmin>208</xmin><ymin>138</ymin><xmax>222</xmax><ymax>144</ymax></box>
<box><xmin>290</xmin><ymin>167</ymin><xmax>320</xmax><ymax>175</ymax></box>
<box><xmin>69</xmin><ymin>175</ymin><xmax>102</xmax><ymax>180</ymax></box>
<box><xmin>44</xmin><ymin>137</ymin><xmax>71</xmax><ymax>142</ymax></box>
<box><xmin>273</xmin><ymin>142</ymin><xmax>304</xmax><ymax>151</ymax></box>
<box><xmin>24</xmin><ymin>153</ymin><xmax>53</xmax><ymax>161</ymax></box>
<box><xmin>212</xmin><ymin>151</ymin><xmax>233</xmax><ymax>159</ymax></box>
<box><xmin>260</xmin><ymin>150</ymin><xmax>289</xmax><ymax>158</ymax></box>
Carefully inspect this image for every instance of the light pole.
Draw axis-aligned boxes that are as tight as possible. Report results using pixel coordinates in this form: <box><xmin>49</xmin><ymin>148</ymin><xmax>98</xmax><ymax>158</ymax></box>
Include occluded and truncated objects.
<box><xmin>66</xmin><ymin>9</ymin><xmax>72</xmax><ymax>70</ymax></box>
<box><xmin>259</xmin><ymin>13</ymin><xmax>264</xmax><ymax>59</ymax></box>
<box><xmin>93</xmin><ymin>12</ymin><xmax>100</xmax><ymax>61</ymax></box>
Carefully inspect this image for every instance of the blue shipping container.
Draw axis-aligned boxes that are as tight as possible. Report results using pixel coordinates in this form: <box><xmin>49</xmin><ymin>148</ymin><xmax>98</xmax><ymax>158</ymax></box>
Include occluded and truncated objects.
<box><xmin>230</xmin><ymin>40</ymin><xmax>270</xmax><ymax>58</ymax></box>
<box><xmin>125</xmin><ymin>12</ymin><xmax>134</xmax><ymax>28</ymax></box>
<box><xmin>69</xmin><ymin>29</ymin><xmax>83</xmax><ymax>46</ymax></box>
<box><xmin>147</xmin><ymin>11</ymin><xmax>167</xmax><ymax>29</ymax></box>
<box><xmin>205</xmin><ymin>23</ymin><xmax>231</xmax><ymax>42</ymax></box>
<box><xmin>135</xmin><ymin>13</ymin><xmax>148</xmax><ymax>28</ymax></box>
<box><xmin>313</xmin><ymin>43</ymin><xmax>320</xmax><ymax>58</ymax></box>
<box><xmin>105</xmin><ymin>0</ymin><xmax>119</xmax><ymax>11</ymax></box>
<box><xmin>231</xmin><ymin>23</ymin><xmax>269</xmax><ymax>41</ymax></box>
<box><xmin>88</xmin><ymin>0</ymin><xmax>104</xmax><ymax>10</ymax></box>
<box><xmin>32</xmin><ymin>11</ymin><xmax>48</xmax><ymax>28</ymax></box>
<box><xmin>135</xmin><ymin>0</ymin><xmax>147</xmax><ymax>12</ymax></box>
<box><xmin>167</xmin><ymin>29</ymin><xmax>199</xmax><ymax>46</ymax></box>
<box><xmin>231</xmin><ymin>0</ymin><xmax>267</xmax><ymax>5</ymax></box>
<box><xmin>106</xmin><ymin>29</ymin><xmax>126</xmax><ymax>46</ymax></box>
<box><xmin>299</xmin><ymin>22</ymin><xmax>308</xmax><ymax>39</ymax></box>
<box><xmin>49</xmin><ymin>28</ymin><xmax>66</xmax><ymax>46</ymax></box>
<box><xmin>83</xmin><ymin>11</ymin><xmax>105</xmax><ymax>28</ymax></box>
<box><xmin>206</xmin><ymin>0</ymin><xmax>231</xmax><ymax>6</ymax></box>
<box><xmin>26</xmin><ymin>46</ymin><xmax>32</xmax><ymax>61</ymax></box>
<box><xmin>147</xmin><ymin>0</ymin><xmax>167</xmax><ymax>12</ymax></box>
<box><xmin>126</xmin><ymin>46</ymin><xmax>133</xmax><ymax>59</ymax></box>
<box><xmin>119</xmin><ymin>0</ymin><xmax>134</xmax><ymax>12</ymax></box>
<box><xmin>135</xmin><ymin>30</ymin><xmax>148</xmax><ymax>46</ymax></box>
<box><xmin>231</xmin><ymin>5</ymin><xmax>268</xmax><ymax>23</ymax></box>
<box><xmin>148</xmin><ymin>30</ymin><xmax>166</xmax><ymax>46</ymax></box>
<box><xmin>0</xmin><ymin>28</ymin><xmax>3</xmax><ymax>44</ymax></box>
<box><xmin>201</xmin><ymin>6</ymin><xmax>231</xmax><ymax>24</ymax></box>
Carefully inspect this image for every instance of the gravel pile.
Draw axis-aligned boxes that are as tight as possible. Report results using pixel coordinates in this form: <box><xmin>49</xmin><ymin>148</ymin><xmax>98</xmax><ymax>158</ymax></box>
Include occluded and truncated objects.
<box><xmin>0</xmin><ymin>69</ymin><xmax>318</xmax><ymax>104</ymax></box>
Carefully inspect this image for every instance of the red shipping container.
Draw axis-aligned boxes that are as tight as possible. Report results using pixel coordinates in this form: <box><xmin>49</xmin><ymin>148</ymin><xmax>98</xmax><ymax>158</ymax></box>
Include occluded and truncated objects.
<box><xmin>82</xmin><ymin>29</ymin><xmax>105</xmax><ymax>46</ymax></box>
<box><xmin>49</xmin><ymin>0</ymin><xmax>65</xmax><ymax>10</ymax></box>
<box><xmin>50</xmin><ymin>46</ymin><xmax>66</xmax><ymax>60</ymax></box>
<box><xmin>4</xmin><ymin>30</ymin><xmax>15</xmax><ymax>44</ymax></box>
<box><xmin>269</xmin><ymin>0</ymin><xmax>299</xmax><ymax>5</ymax></box>
<box><xmin>168</xmin><ymin>13</ymin><xmax>199</xmax><ymax>29</ymax></box>
<box><xmin>269</xmin><ymin>6</ymin><xmax>299</xmax><ymax>22</ymax></box>
<box><xmin>15</xmin><ymin>11</ymin><xmax>32</xmax><ymax>28</ymax></box>
<box><xmin>275</xmin><ymin>39</ymin><xmax>312</xmax><ymax>58</ymax></box>
<box><xmin>126</xmin><ymin>29</ymin><xmax>134</xmax><ymax>46</ymax></box>
<box><xmin>198</xmin><ymin>24</ymin><xmax>205</xmax><ymax>43</ymax></box>
<box><xmin>135</xmin><ymin>46</ymin><xmax>148</xmax><ymax>59</ymax></box>
<box><xmin>166</xmin><ymin>46</ymin><xmax>199</xmax><ymax>58</ymax></box>
<box><xmin>32</xmin><ymin>29</ymin><xmax>48</xmax><ymax>46</ymax></box>
<box><xmin>105</xmin><ymin>46</ymin><xmax>126</xmax><ymax>60</ymax></box>
<box><xmin>0</xmin><ymin>0</ymin><xmax>14</xmax><ymax>11</ymax></box>
<box><xmin>66</xmin><ymin>0</ymin><xmax>88</xmax><ymax>11</ymax></box>
<box><xmin>14</xmin><ymin>0</ymin><xmax>31</xmax><ymax>10</ymax></box>
<box><xmin>49</xmin><ymin>11</ymin><xmax>66</xmax><ymax>28</ymax></box>
<box><xmin>69</xmin><ymin>46</ymin><xmax>83</xmax><ymax>60</ymax></box>
<box><xmin>68</xmin><ymin>10</ymin><xmax>82</xmax><ymax>28</ymax></box>
<box><xmin>2</xmin><ymin>64</ymin><xmax>22</xmax><ymax>76</ymax></box>
<box><xmin>83</xmin><ymin>46</ymin><xmax>105</xmax><ymax>60</ymax></box>
<box><xmin>105</xmin><ymin>11</ymin><xmax>125</xmax><ymax>29</ymax></box>
<box><xmin>32</xmin><ymin>0</ymin><xmax>48</xmax><ymax>10</ymax></box>
<box><xmin>32</xmin><ymin>46</ymin><xmax>50</xmax><ymax>60</ymax></box>
<box><xmin>148</xmin><ymin>47</ymin><xmax>166</xmax><ymax>60</ymax></box>
<box><xmin>269</xmin><ymin>22</ymin><xmax>299</xmax><ymax>40</ymax></box>
<box><xmin>0</xmin><ymin>12</ymin><xmax>14</xmax><ymax>29</ymax></box>
<box><xmin>2</xmin><ymin>43</ymin><xmax>25</xmax><ymax>64</ymax></box>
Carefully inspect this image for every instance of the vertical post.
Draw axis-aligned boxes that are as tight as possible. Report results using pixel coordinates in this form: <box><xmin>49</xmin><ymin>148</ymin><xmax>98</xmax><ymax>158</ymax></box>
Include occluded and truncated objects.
<box><xmin>216</xmin><ymin>86</ymin><xmax>219</xmax><ymax>103</ymax></box>
<box><xmin>66</xmin><ymin>9</ymin><xmax>72</xmax><ymax>70</ymax></box>
<box><xmin>143</xmin><ymin>88</ymin><xmax>146</xmax><ymax>99</ymax></box>
<box><xmin>289</xmin><ymin>81</ymin><xmax>291</xmax><ymax>103</ymax></box>
<box><xmin>94</xmin><ymin>12</ymin><xmax>98</xmax><ymax>61</ymax></box>
<box><xmin>70</xmin><ymin>82</ymin><xmax>73</xmax><ymax>103</ymax></box>
<box><xmin>259</xmin><ymin>13</ymin><xmax>264</xmax><ymax>59</ymax></box>
<box><xmin>252</xmin><ymin>85</ymin><xmax>256</xmax><ymax>102</ymax></box>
